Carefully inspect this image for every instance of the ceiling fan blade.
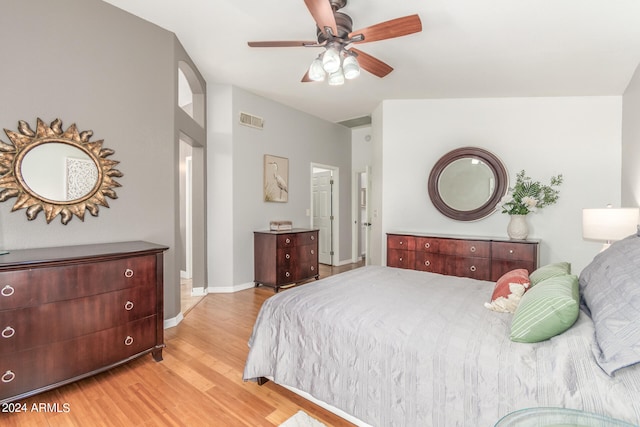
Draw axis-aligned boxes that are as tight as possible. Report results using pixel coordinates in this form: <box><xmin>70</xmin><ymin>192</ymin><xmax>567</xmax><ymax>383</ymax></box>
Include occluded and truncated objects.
<box><xmin>350</xmin><ymin>48</ymin><xmax>393</xmax><ymax>78</ymax></box>
<box><xmin>301</xmin><ymin>70</ymin><xmax>313</xmax><ymax>82</ymax></box>
<box><xmin>248</xmin><ymin>40</ymin><xmax>319</xmax><ymax>48</ymax></box>
<box><xmin>349</xmin><ymin>14</ymin><xmax>422</xmax><ymax>44</ymax></box>
<box><xmin>304</xmin><ymin>0</ymin><xmax>338</xmax><ymax>37</ymax></box>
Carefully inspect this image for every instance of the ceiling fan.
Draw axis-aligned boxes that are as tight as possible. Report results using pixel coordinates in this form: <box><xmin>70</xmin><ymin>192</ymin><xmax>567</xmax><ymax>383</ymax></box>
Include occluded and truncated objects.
<box><xmin>247</xmin><ymin>0</ymin><xmax>422</xmax><ymax>85</ymax></box>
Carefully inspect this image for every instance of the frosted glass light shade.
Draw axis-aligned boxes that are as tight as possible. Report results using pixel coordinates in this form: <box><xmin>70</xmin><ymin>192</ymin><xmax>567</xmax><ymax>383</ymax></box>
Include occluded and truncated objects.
<box><xmin>308</xmin><ymin>57</ymin><xmax>326</xmax><ymax>81</ymax></box>
<box><xmin>328</xmin><ymin>69</ymin><xmax>345</xmax><ymax>86</ymax></box>
<box><xmin>342</xmin><ymin>55</ymin><xmax>360</xmax><ymax>79</ymax></box>
<box><xmin>582</xmin><ymin>207</ymin><xmax>639</xmax><ymax>244</ymax></box>
<box><xmin>322</xmin><ymin>45</ymin><xmax>341</xmax><ymax>73</ymax></box>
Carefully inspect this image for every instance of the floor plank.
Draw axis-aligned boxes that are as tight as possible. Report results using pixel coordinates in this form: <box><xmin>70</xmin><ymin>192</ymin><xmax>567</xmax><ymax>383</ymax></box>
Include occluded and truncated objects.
<box><xmin>3</xmin><ymin>262</ymin><xmax>364</xmax><ymax>427</ymax></box>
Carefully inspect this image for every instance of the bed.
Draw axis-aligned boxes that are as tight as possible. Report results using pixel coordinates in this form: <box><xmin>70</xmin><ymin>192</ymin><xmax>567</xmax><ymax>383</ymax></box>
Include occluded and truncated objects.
<box><xmin>243</xmin><ymin>233</ymin><xmax>640</xmax><ymax>426</ymax></box>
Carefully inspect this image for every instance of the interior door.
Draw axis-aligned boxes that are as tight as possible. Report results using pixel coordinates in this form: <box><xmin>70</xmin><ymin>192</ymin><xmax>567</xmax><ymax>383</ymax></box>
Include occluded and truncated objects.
<box><xmin>313</xmin><ymin>170</ymin><xmax>333</xmax><ymax>265</ymax></box>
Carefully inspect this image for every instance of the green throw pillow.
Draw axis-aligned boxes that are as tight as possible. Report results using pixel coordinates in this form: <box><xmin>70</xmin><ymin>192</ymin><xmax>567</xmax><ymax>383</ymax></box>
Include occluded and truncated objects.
<box><xmin>510</xmin><ymin>274</ymin><xmax>579</xmax><ymax>343</ymax></box>
<box><xmin>529</xmin><ymin>262</ymin><xmax>571</xmax><ymax>287</ymax></box>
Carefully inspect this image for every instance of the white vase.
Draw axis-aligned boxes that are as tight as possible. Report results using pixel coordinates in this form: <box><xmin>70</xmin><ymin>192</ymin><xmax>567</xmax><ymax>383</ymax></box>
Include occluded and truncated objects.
<box><xmin>507</xmin><ymin>214</ymin><xmax>529</xmax><ymax>240</ymax></box>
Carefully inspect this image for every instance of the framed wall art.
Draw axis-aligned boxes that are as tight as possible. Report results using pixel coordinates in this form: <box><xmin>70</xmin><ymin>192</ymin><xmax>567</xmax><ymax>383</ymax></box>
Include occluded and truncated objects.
<box><xmin>264</xmin><ymin>154</ymin><xmax>288</xmax><ymax>202</ymax></box>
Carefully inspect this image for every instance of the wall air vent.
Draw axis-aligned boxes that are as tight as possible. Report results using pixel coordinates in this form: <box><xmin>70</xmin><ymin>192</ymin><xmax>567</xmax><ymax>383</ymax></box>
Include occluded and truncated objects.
<box><xmin>239</xmin><ymin>112</ymin><xmax>264</xmax><ymax>129</ymax></box>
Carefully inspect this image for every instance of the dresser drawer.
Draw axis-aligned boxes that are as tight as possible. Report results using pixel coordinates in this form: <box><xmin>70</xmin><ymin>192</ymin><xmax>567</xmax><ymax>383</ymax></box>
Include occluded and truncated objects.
<box><xmin>277</xmin><ymin>234</ymin><xmax>297</xmax><ymax>248</ymax></box>
<box><xmin>415</xmin><ymin>237</ymin><xmax>442</xmax><ymax>253</ymax></box>
<box><xmin>414</xmin><ymin>253</ymin><xmax>445</xmax><ymax>274</ymax></box>
<box><xmin>387</xmin><ymin>235</ymin><xmax>416</xmax><ymax>251</ymax></box>
<box><xmin>387</xmin><ymin>249</ymin><xmax>415</xmax><ymax>269</ymax></box>
<box><xmin>446</xmin><ymin>257</ymin><xmax>492</xmax><ymax>280</ymax></box>
<box><xmin>0</xmin><ymin>255</ymin><xmax>156</xmax><ymax>310</ymax></box>
<box><xmin>296</xmin><ymin>231</ymin><xmax>318</xmax><ymax>247</ymax></box>
<box><xmin>0</xmin><ymin>286</ymin><xmax>155</xmax><ymax>355</ymax></box>
<box><xmin>0</xmin><ymin>315</ymin><xmax>157</xmax><ymax>401</ymax></box>
<box><xmin>439</xmin><ymin>239</ymin><xmax>490</xmax><ymax>258</ymax></box>
<box><xmin>491</xmin><ymin>241</ymin><xmax>537</xmax><ymax>262</ymax></box>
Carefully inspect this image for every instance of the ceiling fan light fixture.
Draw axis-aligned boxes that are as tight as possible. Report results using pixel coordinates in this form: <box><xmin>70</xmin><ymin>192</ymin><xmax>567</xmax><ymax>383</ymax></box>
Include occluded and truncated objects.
<box><xmin>308</xmin><ymin>57</ymin><xmax>326</xmax><ymax>81</ymax></box>
<box><xmin>342</xmin><ymin>54</ymin><xmax>360</xmax><ymax>79</ymax></box>
<box><xmin>322</xmin><ymin>44</ymin><xmax>341</xmax><ymax>73</ymax></box>
<box><xmin>328</xmin><ymin>69</ymin><xmax>345</xmax><ymax>86</ymax></box>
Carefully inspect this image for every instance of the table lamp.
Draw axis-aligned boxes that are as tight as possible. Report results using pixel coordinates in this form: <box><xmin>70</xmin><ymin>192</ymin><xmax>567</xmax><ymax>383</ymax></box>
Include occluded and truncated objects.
<box><xmin>582</xmin><ymin>206</ymin><xmax>639</xmax><ymax>252</ymax></box>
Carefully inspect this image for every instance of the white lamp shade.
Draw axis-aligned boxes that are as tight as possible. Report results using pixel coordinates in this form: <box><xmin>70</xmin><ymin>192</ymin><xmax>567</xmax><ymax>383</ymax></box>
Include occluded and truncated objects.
<box><xmin>328</xmin><ymin>69</ymin><xmax>345</xmax><ymax>86</ymax></box>
<box><xmin>342</xmin><ymin>55</ymin><xmax>360</xmax><ymax>79</ymax></box>
<box><xmin>582</xmin><ymin>207</ymin><xmax>639</xmax><ymax>242</ymax></box>
<box><xmin>308</xmin><ymin>57</ymin><xmax>326</xmax><ymax>81</ymax></box>
<box><xmin>322</xmin><ymin>45</ymin><xmax>341</xmax><ymax>74</ymax></box>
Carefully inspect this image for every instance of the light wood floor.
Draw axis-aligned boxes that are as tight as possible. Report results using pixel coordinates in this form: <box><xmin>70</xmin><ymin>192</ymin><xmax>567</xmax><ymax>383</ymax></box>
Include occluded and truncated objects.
<box><xmin>4</xmin><ymin>261</ymin><xmax>364</xmax><ymax>427</ymax></box>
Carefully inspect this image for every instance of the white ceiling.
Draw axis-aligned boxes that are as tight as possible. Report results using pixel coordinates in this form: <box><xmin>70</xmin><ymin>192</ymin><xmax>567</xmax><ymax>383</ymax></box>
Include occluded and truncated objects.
<box><xmin>102</xmin><ymin>0</ymin><xmax>640</xmax><ymax>124</ymax></box>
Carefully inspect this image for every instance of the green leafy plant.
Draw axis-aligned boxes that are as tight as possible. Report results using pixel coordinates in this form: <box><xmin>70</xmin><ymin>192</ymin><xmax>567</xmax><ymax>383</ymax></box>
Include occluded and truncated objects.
<box><xmin>500</xmin><ymin>170</ymin><xmax>563</xmax><ymax>215</ymax></box>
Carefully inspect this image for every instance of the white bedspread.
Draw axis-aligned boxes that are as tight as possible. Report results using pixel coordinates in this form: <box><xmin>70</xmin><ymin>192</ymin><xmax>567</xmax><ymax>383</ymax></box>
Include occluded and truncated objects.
<box><xmin>243</xmin><ymin>266</ymin><xmax>640</xmax><ymax>427</ymax></box>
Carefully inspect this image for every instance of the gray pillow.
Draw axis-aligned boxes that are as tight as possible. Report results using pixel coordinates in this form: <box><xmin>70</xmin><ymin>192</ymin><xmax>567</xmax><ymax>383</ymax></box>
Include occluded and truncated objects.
<box><xmin>579</xmin><ymin>233</ymin><xmax>640</xmax><ymax>375</ymax></box>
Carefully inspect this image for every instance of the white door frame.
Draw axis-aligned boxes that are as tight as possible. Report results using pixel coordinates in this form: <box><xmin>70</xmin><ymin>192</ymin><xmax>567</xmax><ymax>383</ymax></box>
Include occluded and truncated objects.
<box><xmin>351</xmin><ymin>166</ymin><xmax>372</xmax><ymax>264</ymax></box>
<box><xmin>310</xmin><ymin>163</ymin><xmax>340</xmax><ymax>266</ymax></box>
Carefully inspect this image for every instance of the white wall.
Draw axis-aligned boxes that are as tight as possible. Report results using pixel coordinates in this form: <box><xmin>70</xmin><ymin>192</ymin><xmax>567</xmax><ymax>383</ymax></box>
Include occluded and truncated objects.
<box><xmin>352</xmin><ymin>127</ymin><xmax>373</xmax><ymax>172</ymax></box>
<box><xmin>373</xmin><ymin>97</ymin><xmax>622</xmax><ymax>274</ymax></box>
<box><xmin>622</xmin><ymin>63</ymin><xmax>640</xmax><ymax>207</ymax></box>
<box><xmin>208</xmin><ymin>85</ymin><xmax>352</xmax><ymax>290</ymax></box>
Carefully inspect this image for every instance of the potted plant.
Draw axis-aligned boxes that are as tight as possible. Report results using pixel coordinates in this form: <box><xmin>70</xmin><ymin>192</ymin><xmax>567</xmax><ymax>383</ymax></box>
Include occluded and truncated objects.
<box><xmin>500</xmin><ymin>170</ymin><xmax>563</xmax><ymax>239</ymax></box>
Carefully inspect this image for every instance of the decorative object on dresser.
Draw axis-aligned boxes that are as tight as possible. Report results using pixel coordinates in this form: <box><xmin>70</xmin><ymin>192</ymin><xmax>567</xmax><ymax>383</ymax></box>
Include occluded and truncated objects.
<box><xmin>0</xmin><ymin>118</ymin><xmax>123</xmax><ymax>225</ymax></box>
<box><xmin>500</xmin><ymin>170</ymin><xmax>563</xmax><ymax>240</ymax></box>
<box><xmin>254</xmin><ymin>229</ymin><xmax>319</xmax><ymax>292</ymax></box>
<box><xmin>0</xmin><ymin>241</ymin><xmax>168</xmax><ymax>404</ymax></box>
<box><xmin>428</xmin><ymin>147</ymin><xmax>509</xmax><ymax>221</ymax></box>
<box><xmin>270</xmin><ymin>220</ymin><xmax>293</xmax><ymax>231</ymax></box>
<box><xmin>387</xmin><ymin>233</ymin><xmax>539</xmax><ymax>281</ymax></box>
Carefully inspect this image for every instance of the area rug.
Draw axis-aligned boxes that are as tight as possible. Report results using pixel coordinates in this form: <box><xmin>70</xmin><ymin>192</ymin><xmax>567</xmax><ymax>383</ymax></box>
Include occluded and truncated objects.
<box><xmin>279</xmin><ymin>410</ymin><xmax>327</xmax><ymax>427</ymax></box>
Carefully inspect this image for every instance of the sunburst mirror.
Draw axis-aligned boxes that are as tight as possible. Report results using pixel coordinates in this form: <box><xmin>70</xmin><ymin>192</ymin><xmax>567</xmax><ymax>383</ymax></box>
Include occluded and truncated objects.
<box><xmin>0</xmin><ymin>118</ymin><xmax>122</xmax><ymax>224</ymax></box>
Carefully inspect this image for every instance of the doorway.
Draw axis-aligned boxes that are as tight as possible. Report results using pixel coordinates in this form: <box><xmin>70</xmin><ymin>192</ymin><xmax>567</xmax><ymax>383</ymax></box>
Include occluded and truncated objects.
<box><xmin>352</xmin><ymin>167</ymin><xmax>371</xmax><ymax>264</ymax></box>
<box><xmin>311</xmin><ymin>164</ymin><xmax>339</xmax><ymax>266</ymax></box>
<box><xmin>179</xmin><ymin>137</ymin><xmax>205</xmax><ymax>315</ymax></box>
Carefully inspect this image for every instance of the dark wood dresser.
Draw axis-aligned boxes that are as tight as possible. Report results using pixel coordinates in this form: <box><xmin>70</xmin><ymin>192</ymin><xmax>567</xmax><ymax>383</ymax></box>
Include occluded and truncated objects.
<box><xmin>0</xmin><ymin>241</ymin><xmax>168</xmax><ymax>404</ymax></box>
<box><xmin>254</xmin><ymin>229</ymin><xmax>319</xmax><ymax>292</ymax></box>
<box><xmin>387</xmin><ymin>233</ymin><xmax>538</xmax><ymax>281</ymax></box>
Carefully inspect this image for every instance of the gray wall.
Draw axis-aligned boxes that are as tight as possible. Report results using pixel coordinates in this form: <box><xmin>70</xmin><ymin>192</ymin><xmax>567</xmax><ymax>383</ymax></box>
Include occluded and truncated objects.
<box><xmin>0</xmin><ymin>0</ymin><xmax>205</xmax><ymax>321</ymax></box>
<box><xmin>208</xmin><ymin>85</ymin><xmax>352</xmax><ymax>290</ymax></box>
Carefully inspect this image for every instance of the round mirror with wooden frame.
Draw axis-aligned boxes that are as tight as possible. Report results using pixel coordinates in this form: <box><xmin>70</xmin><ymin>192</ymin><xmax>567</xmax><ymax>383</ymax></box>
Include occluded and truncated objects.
<box><xmin>428</xmin><ymin>147</ymin><xmax>508</xmax><ymax>221</ymax></box>
<box><xmin>0</xmin><ymin>118</ymin><xmax>122</xmax><ymax>224</ymax></box>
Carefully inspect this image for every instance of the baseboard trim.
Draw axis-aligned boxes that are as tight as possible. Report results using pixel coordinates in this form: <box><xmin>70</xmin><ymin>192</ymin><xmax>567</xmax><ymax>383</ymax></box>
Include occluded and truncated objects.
<box><xmin>191</xmin><ymin>286</ymin><xmax>206</xmax><ymax>297</ymax></box>
<box><xmin>164</xmin><ymin>311</ymin><xmax>184</xmax><ymax>329</ymax></box>
<box><xmin>207</xmin><ymin>281</ymin><xmax>255</xmax><ymax>294</ymax></box>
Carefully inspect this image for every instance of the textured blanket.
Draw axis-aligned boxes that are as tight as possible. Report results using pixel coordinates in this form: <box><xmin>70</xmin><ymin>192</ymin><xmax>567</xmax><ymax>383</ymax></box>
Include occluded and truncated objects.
<box><xmin>244</xmin><ymin>266</ymin><xmax>640</xmax><ymax>427</ymax></box>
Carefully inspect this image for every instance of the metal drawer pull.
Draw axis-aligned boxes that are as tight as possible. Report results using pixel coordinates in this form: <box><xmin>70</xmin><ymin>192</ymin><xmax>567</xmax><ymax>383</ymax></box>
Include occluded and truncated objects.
<box><xmin>399</xmin><ymin>241</ymin><xmax>404</xmax><ymax>245</ymax></box>
<box><xmin>509</xmin><ymin>249</ymin><xmax>515</xmax><ymax>254</ymax></box>
<box><xmin>310</xmin><ymin>249</ymin><xmax>315</xmax><ymax>255</ymax></box>
<box><xmin>2</xmin><ymin>370</ymin><xmax>15</xmax><ymax>383</ymax></box>
<box><xmin>124</xmin><ymin>269</ymin><xmax>134</xmax><ymax>278</ymax></box>
<box><xmin>470</xmin><ymin>266</ymin><xmax>477</xmax><ymax>272</ymax></box>
<box><xmin>124</xmin><ymin>301</ymin><xmax>134</xmax><ymax>311</ymax></box>
<box><xmin>424</xmin><ymin>242</ymin><xmax>430</xmax><ymax>249</ymax></box>
<box><xmin>470</xmin><ymin>246</ymin><xmax>476</xmax><ymax>253</ymax></box>
<box><xmin>124</xmin><ymin>336</ymin><xmax>134</xmax><ymax>346</ymax></box>
<box><xmin>285</xmin><ymin>238</ymin><xmax>291</xmax><ymax>244</ymax></box>
<box><xmin>285</xmin><ymin>272</ymin><xmax>290</xmax><ymax>278</ymax></box>
<box><xmin>424</xmin><ymin>260</ymin><xmax>431</xmax><ymax>267</ymax></box>
<box><xmin>399</xmin><ymin>257</ymin><xmax>403</xmax><ymax>262</ymax></box>
<box><xmin>1</xmin><ymin>285</ymin><xmax>15</xmax><ymax>297</ymax></box>
<box><xmin>310</xmin><ymin>265</ymin><xmax>315</xmax><ymax>271</ymax></box>
<box><xmin>2</xmin><ymin>326</ymin><xmax>15</xmax><ymax>339</ymax></box>
<box><xmin>310</xmin><ymin>235</ymin><xmax>315</xmax><ymax>241</ymax></box>
<box><xmin>285</xmin><ymin>253</ymin><xmax>290</xmax><ymax>259</ymax></box>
